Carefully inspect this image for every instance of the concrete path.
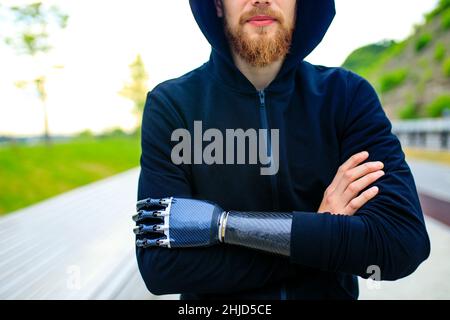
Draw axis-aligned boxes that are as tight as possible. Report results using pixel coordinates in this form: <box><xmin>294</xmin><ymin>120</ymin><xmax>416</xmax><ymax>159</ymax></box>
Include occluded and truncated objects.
<box><xmin>358</xmin><ymin>159</ymin><xmax>450</xmax><ymax>299</ymax></box>
<box><xmin>0</xmin><ymin>168</ymin><xmax>177</xmax><ymax>300</ymax></box>
<box><xmin>408</xmin><ymin>159</ymin><xmax>450</xmax><ymax>202</ymax></box>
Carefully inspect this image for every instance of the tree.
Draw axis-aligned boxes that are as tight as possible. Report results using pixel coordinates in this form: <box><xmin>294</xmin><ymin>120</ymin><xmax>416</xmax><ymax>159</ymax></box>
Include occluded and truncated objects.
<box><xmin>2</xmin><ymin>2</ymin><xmax>68</xmax><ymax>143</ymax></box>
<box><xmin>119</xmin><ymin>54</ymin><xmax>149</xmax><ymax>130</ymax></box>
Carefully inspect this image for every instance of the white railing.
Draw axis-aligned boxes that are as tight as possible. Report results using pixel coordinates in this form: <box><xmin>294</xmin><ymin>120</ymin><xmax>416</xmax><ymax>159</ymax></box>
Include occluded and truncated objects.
<box><xmin>392</xmin><ymin>118</ymin><xmax>450</xmax><ymax>151</ymax></box>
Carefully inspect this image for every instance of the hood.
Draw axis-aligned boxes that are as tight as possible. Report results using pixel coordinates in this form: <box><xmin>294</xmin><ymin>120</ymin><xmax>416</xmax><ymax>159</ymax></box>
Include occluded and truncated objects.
<box><xmin>189</xmin><ymin>0</ymin><xmax>336</xmax><ymax>85</ymax></box>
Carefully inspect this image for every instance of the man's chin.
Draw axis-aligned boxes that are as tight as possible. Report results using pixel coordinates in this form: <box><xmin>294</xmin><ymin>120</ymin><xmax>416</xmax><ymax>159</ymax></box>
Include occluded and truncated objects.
<box><xmin>225</xmin><ymin>19</ymin><xmax>293</xmax><ymax>68</ymax></box>
<box><xmin>243</xmin><ymin>25</ymin><xmax>279</xmax><ymax>38</ymax></box>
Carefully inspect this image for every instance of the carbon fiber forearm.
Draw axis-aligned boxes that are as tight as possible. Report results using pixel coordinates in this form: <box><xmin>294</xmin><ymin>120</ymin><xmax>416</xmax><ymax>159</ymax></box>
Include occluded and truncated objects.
<box><xmin>222</xmin><ymin>211</ymin><xmax>292</xmax><ymax>256</ymax></box>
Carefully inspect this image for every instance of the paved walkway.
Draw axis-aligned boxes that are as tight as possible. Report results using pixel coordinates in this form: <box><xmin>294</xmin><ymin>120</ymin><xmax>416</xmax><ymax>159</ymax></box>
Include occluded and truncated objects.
<box><xmin>0</xmin><ymin>158</ymin><xmax>448</xmax><ymax>299</ymax></box>
<box><xmin>0</xmin><ymin>168</ymin><xmax>177</xmax><ymax>300</ymax></box>
<box><xmin>358</xmin><ymin>159</ymin><xmax>450</xmax><ymax>299</ymax></box>
<box><xmin>408</xmin><ymin>159</ymin><xmax>450</xmax><ymax>202</ymax></box>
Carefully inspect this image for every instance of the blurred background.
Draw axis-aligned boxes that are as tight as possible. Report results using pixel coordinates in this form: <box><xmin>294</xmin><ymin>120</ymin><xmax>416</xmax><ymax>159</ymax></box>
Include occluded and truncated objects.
<box><xmin>0</xmin><ymin>0</ymin><xmax>449</xmax><ymax>300</ymax></box>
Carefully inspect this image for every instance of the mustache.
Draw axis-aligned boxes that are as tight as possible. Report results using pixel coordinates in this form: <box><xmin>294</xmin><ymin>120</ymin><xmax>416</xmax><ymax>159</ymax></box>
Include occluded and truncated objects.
<box><xmin>239</xmin><ymin>7</ymin><xmax>285</xmax><ymax>25</ymax></box>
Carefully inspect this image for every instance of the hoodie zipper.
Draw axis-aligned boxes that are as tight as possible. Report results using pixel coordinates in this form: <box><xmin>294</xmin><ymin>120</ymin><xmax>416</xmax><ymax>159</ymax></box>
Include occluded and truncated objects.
<box><xmin>257</xmin><ymin>89</ymin><xmax>280</xmax><ymax>210</ymax></box>
<box><xmin>258</xmin><ymin>90</ymin><xmax>271</xmax><ymax>154</ymax></box>
<box><xmin>258</xmin><ymin>90</ymin><xmax>285</xmax><ymax>300</ymax></box>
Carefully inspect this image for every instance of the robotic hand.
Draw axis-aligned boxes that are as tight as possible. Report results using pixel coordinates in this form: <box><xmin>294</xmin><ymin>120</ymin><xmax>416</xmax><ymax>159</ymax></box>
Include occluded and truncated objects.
<box><xmin>133</xmin><ymin>197</ymin><xmax>292</xmax><ymax>256</ymax></box>
<box><xmin>133</xmin><ymin>197</ymin><xmax>223</xmax><ymax>248</ymax></box>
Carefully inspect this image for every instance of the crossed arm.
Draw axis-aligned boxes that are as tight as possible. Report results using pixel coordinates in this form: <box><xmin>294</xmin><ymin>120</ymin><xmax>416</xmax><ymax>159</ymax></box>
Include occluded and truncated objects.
<box><xmin>134</xmin><ymin>151</ymin><xmax>384</xmax><ymax>255</ymax></box>
<box><xmin>135</xmin><ymin>78</ymin><xmax>430</xmax><ymax>295</ymax></box>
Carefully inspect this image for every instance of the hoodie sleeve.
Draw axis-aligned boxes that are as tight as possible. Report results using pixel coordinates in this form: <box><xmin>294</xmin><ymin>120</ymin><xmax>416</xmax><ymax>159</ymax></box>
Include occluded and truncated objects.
<box><xmin>290</xmin><ymin>74</ymin><xmax>431</xmax><ymax>281</ymax></box>
<box><xmin>136</xmin><ymin>90</ymin><xmax>296</xmax><ymax>295</ymax></box>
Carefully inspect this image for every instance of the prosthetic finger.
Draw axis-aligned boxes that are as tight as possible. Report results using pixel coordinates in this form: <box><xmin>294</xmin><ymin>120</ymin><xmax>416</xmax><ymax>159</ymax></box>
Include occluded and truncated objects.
<box><xmin>132</xmin><ymin>209</ymin><xmax>167</xmax><ymax>223</ymax></box>
<box><xmin>136</xmin><ymin>197</ymin><xmax>171</xmax><ymax>211</ymax></box>
<box><xmin>135</xmin><ymin>238</ymin><xmax>170</xmax><ymax>248</ymax></box>
<box><xmin>133</xmin><ymin>223</ymin><xmax>166</xmax><ymax>235</ymax></box>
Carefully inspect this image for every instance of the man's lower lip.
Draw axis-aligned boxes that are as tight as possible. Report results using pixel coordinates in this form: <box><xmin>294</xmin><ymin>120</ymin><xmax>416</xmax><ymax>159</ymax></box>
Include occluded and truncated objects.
<box><xmin>248</xmin><ymin>19</ymin><xmax>275</xmax><ymax>27</ymax></box>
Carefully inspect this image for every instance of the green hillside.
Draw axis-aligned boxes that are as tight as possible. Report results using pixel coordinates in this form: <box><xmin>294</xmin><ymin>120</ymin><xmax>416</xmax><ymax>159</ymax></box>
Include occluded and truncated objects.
<box><xmin>342</xmin><ymin>0</ymin><xmax>450</xmax><ymax>120</ymax></box>
<box><xmin>342</xmin><ymin>40</ymin><xmax>396</xmax><ymax>75</ymax></box>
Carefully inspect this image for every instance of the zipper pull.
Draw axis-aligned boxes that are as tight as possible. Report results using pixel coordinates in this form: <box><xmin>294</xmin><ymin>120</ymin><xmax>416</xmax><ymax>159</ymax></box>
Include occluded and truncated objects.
<box><xmin>258</xmin><ymin>90</ymin><xmax>265</xmax><ymax>107</ymax></box>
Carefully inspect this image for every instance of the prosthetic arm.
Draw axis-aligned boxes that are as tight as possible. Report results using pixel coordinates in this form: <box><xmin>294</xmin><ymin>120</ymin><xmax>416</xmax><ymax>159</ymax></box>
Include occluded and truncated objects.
<box><xmin>133</xmin><ymin>197</ymin><xmax>292</xmax><ymax>256</ymax></box>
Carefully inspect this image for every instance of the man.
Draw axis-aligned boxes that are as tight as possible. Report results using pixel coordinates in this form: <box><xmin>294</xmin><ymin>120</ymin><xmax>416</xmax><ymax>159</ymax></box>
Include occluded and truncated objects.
<box><xmin>135</xmin><ymin>0</ymin><xmax>430</xmax><ymax>299</ymax></box>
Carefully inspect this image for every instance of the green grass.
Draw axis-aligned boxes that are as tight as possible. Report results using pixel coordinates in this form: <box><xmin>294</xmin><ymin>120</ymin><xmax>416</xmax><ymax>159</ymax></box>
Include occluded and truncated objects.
<box><xmin>425</xmin><ymin>0</ymin><xmax>450</xmax><ymax>22</ymax></box>
<box><xmin>425</xmin><ymin>94</ymin><xmax>450</xmax><ymax>117</ymax></box>
<box><xmin>379</xmin><ymin>68</ymin><xmax>408</xmax><ymax>93</ymax></box>
<box><xmin>443</xmin><ymin>57</ymin><xmax>450</xmax><ymax>77</ymax></box>
<box><xmin>355</xmin><ymin>41</ymin><xmax>407</xmax><ymax>79</ymax></box>
<box><xmin>341</xmin><ymin>40</ymin><xmax>395</xmax><ymax>75</ymax></box>
<box><xmin>398</xmin><ymin>102</ymin><xmax>419</xmax><ymax>119</ymax></box>
<box><xmin>434</xmin><ymin>42</ymin><xmax>446</xmax><ymax>62</ymax></box>
<box><xmin>0</xmin><ymin>136</ymin><xmax>140</xmax><ymax>215</ymax></box>
<box><xmin>442</xmin><ymin>8</ymin><xmax>450</xmax><ymax>29</ymax></box>
<box><xmin>415</xmin><ymin>33</ymin><xmax>432</xmax><ymax>52</ymax></box>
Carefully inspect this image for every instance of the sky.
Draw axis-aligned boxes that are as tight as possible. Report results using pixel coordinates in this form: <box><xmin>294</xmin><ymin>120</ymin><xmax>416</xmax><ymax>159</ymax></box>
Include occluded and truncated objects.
<box><xmin>0</xmin><ymin>0</ymin><xmax>439</xmax><ymax>137</ymax></box>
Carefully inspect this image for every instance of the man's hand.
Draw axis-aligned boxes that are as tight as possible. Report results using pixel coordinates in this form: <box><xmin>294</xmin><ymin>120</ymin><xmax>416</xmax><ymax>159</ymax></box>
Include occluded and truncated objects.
<box><xmin>318</xmin><ymin>151</ymin><xmax>384</xmax><ymax>216</ymax></box>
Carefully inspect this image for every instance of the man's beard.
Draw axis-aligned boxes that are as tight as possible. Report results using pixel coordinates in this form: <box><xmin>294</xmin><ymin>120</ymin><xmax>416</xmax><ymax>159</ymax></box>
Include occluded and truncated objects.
<box><xmin>223</xmin><ymin>7</ymin><xmax>295</xmax><ymax>68</ymax></box>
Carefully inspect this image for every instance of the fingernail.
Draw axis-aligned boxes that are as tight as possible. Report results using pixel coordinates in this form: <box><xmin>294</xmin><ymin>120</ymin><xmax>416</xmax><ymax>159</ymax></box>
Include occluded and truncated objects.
<box><xmin>371</xmin><ymin>186</ymin><xmax>379</xmax><ymax>193</ymax></box>
<box><xmin>376</xmin><ymin>161</ymin><xmax>384</xmax><ymax>168</ymax></box>
<box><xmin>361</xmin><ymin>151</ymin><xmax>369</xmax><ymax>157</ymax></box>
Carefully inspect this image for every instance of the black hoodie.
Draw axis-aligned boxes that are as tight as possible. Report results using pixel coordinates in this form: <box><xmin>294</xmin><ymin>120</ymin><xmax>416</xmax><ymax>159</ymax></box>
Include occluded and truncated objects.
<box><xmin>136</xmin><ymin>0</ymin><xmax>430</xmax><ymax>299</ymax></box>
